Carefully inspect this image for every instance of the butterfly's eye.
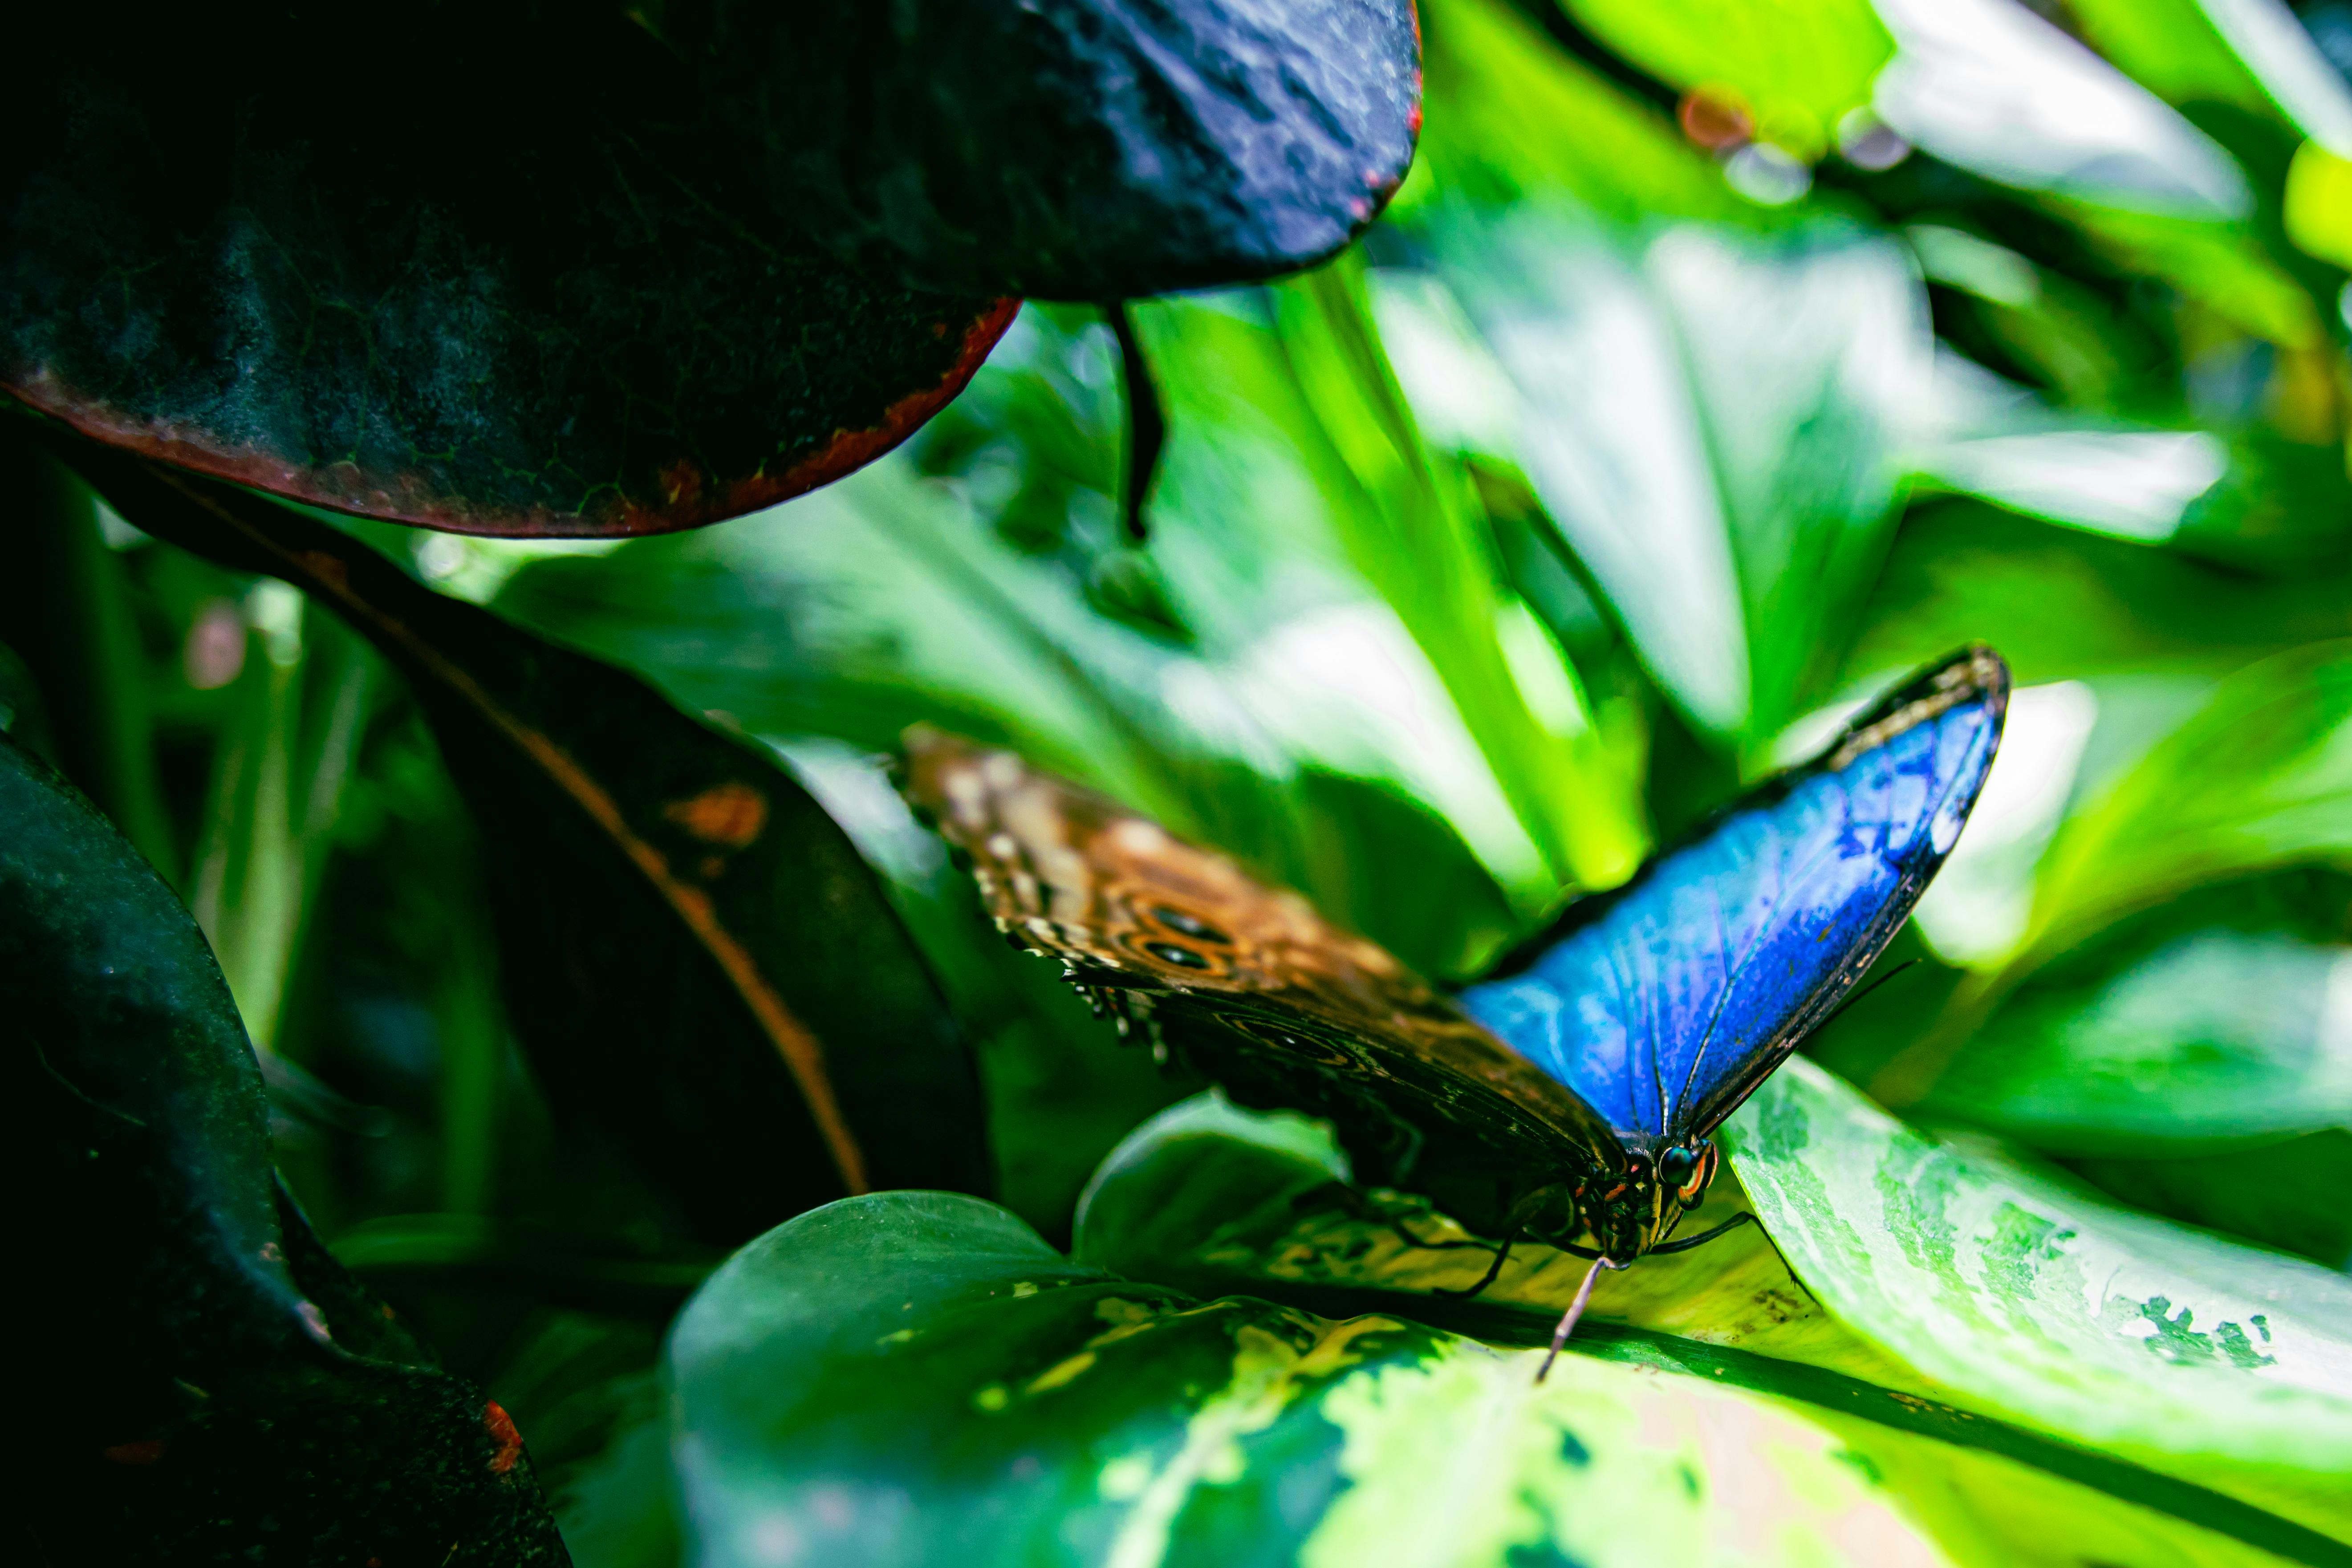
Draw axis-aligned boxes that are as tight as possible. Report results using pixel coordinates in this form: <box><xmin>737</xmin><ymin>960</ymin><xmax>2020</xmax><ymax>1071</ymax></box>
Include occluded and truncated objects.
<box><xmin>1141</xmin><ymin>940</ymin><xmax>1215</xmax><ymax>971</ymax></box>
<box><xmin>1657</xmin><ymin>1145</ymin><xmax>1699</xmax><ymax>1192</ymax></box>
<box><xmin>1665</xmin><ymin>1144</ymin><xmax>1717</xmax><ymax>1208</ymax></box>
<box><xmin>1150</xmin><ymin>905</ymin><xmax>1231</xmax><ymax>945</ymax></box>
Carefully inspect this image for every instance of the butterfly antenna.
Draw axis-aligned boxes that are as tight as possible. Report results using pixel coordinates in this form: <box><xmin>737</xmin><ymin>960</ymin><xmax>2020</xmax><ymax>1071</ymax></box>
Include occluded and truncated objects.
<box><xmin>1536</xmin><ymin>1255</ymin><xmax>1625</xmax><ymax>1382</ymax></box>
<box><xmin>1433</xmin><ymin>1227</ymin><xmax>1521</xmax><ymax>1299</ymax></box>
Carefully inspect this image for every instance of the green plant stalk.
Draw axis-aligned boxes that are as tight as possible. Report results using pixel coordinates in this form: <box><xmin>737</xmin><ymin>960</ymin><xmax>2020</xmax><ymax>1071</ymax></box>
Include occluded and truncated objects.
<box><xmin>0</xmin><ymin>435</ymin><xmax>178</xmax><ymax>879</ymax></box>
<box><xmin>190</xmin><ymin>597</ymin><xmax>304</xmax><ymax>1048</ymax></box>
<box><xmin>1271</xmin><ymin>260</ymin><xmax>1646</xmax><ymax>901</ymax></box>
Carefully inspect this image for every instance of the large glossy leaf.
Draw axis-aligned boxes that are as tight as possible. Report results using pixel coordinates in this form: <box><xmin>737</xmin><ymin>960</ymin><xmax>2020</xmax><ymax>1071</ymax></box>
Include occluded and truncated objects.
<box><xmin>666</xmin><ymin>1190</ymin><xmax>1968</xmax><ymax>1568</ymax></box>
<box><xmin>1068</xmin><ymin>1093</ymin><xmax>1909</xmax><ymax>1386</ymax></box>
<box><xmin>639</xmin><ymin>0</ymin><xmax>1422</xmax><ymax>300</ymax></box>
<box><xmin>5</xmin><ymin>6</ymin><xmax>1015</xmax><ymax>536</ymax></box>
<box><xmin>653</xmin><ymin>1121</ymin><xmax>2348</xmax><ymax>1568</ymax></box>
<box><xmin>1078</xmin><ymin>1095</ymin><xmax>2352</xmax><ymax>1566</ymax></box>
<box><xmin>61</xmin><ymin>441</ymin><xmax>991</xmax><ymax>1245</ymax></box>
<box><xmin>0</xmin><ymin>727</ymin><xmax>569</xmax><ymax>1563</ymax></box>
<box><xmin>1722</xmin><ymin>1056</ymin><xmax>2352</xmax><ymax>1543</ymax></box>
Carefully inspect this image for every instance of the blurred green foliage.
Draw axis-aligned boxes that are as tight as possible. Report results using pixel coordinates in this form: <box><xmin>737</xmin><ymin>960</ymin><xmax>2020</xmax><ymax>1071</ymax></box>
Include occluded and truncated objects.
<box><xmin>16</xmin><ymin>0</ymin><xmax>2352</xmax><ymax>1562</ymax></box>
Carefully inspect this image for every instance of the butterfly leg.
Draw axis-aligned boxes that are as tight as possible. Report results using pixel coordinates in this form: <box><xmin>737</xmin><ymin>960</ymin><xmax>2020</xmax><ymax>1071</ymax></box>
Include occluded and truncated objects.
<box><xmin>1646</xmin><ymin>1210</ymin><xmax>1819</xmax><ymax>1305</ymax></box>
<box><xmin>1536</xmin><ymin>1255</ymin><xmax>1627</xmax><ymax>1383</ymax></box>
<box><xmin>1427</xmin><ymin>1184</ymin><xmax>1576</xmax><ymax>1298</ymax></box>
<box><xmin>1432</xmin><ymin>1227</ymin><xmax>1521</xmax><ymax>1299</ymax></box>
<box><xmin>1380</xmin><ymin>1213</ymin><xmax>1491</xmax><ymax>1253</ymax></box>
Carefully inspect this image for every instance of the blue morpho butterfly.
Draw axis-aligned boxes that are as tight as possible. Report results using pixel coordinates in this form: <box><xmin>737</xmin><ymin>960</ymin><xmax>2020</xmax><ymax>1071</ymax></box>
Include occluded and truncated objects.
<box><xmin>902</xmin><ymin>646</ymin><xmax>2007</xmax><ymax>1363</ymax></box>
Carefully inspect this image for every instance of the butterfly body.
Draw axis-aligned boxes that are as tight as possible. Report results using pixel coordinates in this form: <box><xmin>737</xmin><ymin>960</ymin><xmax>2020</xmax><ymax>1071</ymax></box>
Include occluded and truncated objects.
<box><xmin>903</xmin><ymin>646</ymin><xmax>2007</xmax><ymax>1264</ymax></box>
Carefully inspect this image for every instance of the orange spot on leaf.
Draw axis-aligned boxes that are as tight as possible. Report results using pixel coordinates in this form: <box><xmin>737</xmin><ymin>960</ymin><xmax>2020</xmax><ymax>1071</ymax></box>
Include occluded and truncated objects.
<box><xmin>483</xmin><ymin>1401</ymin><xmax>524</xmax><ymax>1475</ymax></box>
<box><xmin>663</xmin><ymin>781</ymin><xmax>769</xmax><ymax>849</ymax></box>
<box><xmin>103</xmin><ymin>1439</ymin><xmax>167</xmax><ymax>1466</ymax></box>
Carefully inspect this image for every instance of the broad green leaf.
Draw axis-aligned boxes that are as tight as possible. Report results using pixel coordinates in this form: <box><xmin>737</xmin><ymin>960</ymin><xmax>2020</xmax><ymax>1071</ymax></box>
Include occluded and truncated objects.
<box><xmin>1384</xmin><ymin>206</ymin><xmax>1929</xmax><ymax>747</ymax></box>
<box><xmin>1560</xmin><ymin>0</ymin><xmax>1894</xmax><ymax>159</ymax></box>
<box><xmin>0</xmin><ymin>726</ymin><xmax>567</xmax><ymax>1562</ymax></box>
<box><xmin>1723</xmin><ymin>1056</ymin><xmax>2352</xmax><ymax>1541</ymax></box>
<box><xmin>2070</xmin><ymin>1132</ymin><xmax>2352</xmax><ymax>1267</ymax></box>
<box><xmin>665</xmin><ymin>1190</ymin><xmax>1962</xmax><ymax>1568</ymax></box>
<box><xmin>1926</xmin><ymin>874</ymin><xmax>2352</xmax><ymax>1152</ymax></box>
<box><xmin>69</xmin><ymin>444</ymin><xmax>991</xmax><ymax>1245</ymax></box>
<box><xmin>1848</xmin><ymin>501</ymin><xmax>2352</xmax><ymax>697</ymax></box>
<box><xmin>2021</xmin><ymin>642</ymin><xmax>2352</xmax><ymax>968</ymax></box>
<box><xmin>662</xmin><ymin>1124</ymin><xmax>2339</xmax><ymax>1568</ymax></box>
<box><xmin>6</xmin><ymin>9</ymin><xmax>1012</xmax><ymax>536</ymax></box>
<box><xmin>2285</xmin><ymin>143</ymin><xmax>2352</xmax><ymax>271</ymax></box>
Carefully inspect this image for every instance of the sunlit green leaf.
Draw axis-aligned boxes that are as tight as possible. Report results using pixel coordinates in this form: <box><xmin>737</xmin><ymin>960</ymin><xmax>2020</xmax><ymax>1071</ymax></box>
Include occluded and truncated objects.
<box><xmin>1382</xmin><ymin>205</ymin><xmax>1928</xmax><ymax>747</ymax></box>
<box><xmin>1560</xmin><ymin>0</ymin><xmax>1891</xmax><ymax>160</ymax></box>
<box><xmin>1723</xmin><ymin>1057</ymin><xmax>2352</xmax><ymax>1541</ymax></box>
<box><xmin>1410</xmin><ymin>0</ymin><xmax>1745</xmax><ymax>223</ymax></box>
<box><xmin>2020</xmin><ymin>642</ymin><xmax>2352</xmax><ymax>967</ymax></box>
<box><xmin>1872</xmin><ymin>0</ymin><xmax>2252</xmax><ymax>219</ymax></box>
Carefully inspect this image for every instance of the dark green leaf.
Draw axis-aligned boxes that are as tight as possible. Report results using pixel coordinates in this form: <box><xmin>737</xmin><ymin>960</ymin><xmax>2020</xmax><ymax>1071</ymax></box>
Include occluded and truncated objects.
<box><xmin>4</xmin><ymin>7</ymin><xmax>1014</xmax><ymax>536</ymax></box>
<box><xmin>640</xmin><ymin>0</ymin><xmax>1422</xmax><ymax>299</ymax></box>
<box><xmin>2067</xmin><ymin>1132</ymin><xmax>2352</xmax><ymax>1268</ymax></box>
<box><xmin>1925</xmin><ymin>872</ymin><xmax>2352</xmax><ymax>1152</ymax></box>
<box><xmin>0</xmin><ymin>726</ymin><xmax>569</xmax><ymax>1564</ymax></box>
<box><xmin>1848</xmin><ymin>500</ymin><xmax>2352</xmax><ymax>692</ymax></box>
<box><xmin>63</xmin><ymin>443</ymin><xmax>991</xmax><ymax>1245</ymax></box>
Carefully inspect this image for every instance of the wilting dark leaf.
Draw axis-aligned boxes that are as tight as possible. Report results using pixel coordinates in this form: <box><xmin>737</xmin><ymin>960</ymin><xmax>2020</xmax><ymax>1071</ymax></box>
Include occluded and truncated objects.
<box><xmin>640</xmin><ymin>0</ymin><xmax>1422</xmax><ymax>299</ymax></box>
<box><xmin>62</xmin><ymin>440</ymin><xmax>991</xmax><ymax>1245</ymax></box>
<box><xmin>0</xmin><ymin>728</ymin><xmax>569</xmax><ymax>1564</ymax></box>
<box><xmin>3</xmin><ymin>6</ymin><xmax>1015</xmax><ymax>537</ymax></box>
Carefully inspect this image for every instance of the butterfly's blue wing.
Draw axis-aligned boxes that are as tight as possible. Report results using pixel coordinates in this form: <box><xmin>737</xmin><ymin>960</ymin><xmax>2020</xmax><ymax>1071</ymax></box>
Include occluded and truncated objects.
<box><xmin>1459</xmin><ymin>648</ymin><xmax>2007</xmax><ymax>1147</ymax></box>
